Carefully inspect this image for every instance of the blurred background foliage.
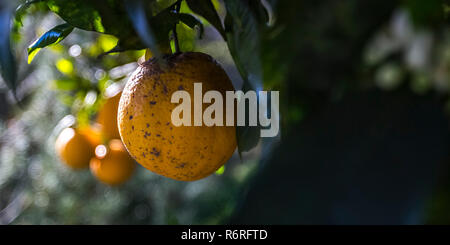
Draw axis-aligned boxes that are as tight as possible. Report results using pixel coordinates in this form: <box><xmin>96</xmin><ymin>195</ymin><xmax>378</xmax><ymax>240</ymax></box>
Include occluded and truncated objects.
<box><xmin>0</xmin><ymin>0</ymin><xmax>449</xmax><ymax>224</ymax></box>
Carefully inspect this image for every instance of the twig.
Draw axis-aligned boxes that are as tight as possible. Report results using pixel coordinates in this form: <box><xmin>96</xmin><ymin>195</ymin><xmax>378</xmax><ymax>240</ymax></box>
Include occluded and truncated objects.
<box><xmin>172</xmin><ymin>0</ymin><xmax>182</xmax><ymax>53</ymax></box>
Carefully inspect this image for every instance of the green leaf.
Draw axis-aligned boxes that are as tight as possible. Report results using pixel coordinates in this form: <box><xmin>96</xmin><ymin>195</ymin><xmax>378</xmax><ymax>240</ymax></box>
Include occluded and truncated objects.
<box><xmin>178</xmin><ymin>13</ymin><xmax>204</xmax><ymax>38</ymax></box>
<box><xmin>46</xmin><ymin>0</ymin><xmax>156</xmax><ymax>53</ymax></box>
<box><xmin>27</xmin><ymin>23</ymin><xmax>74</xmax><ymax>63</ymax></box>
<box><xmin>46</xmin><ymin>0</ymin><xmax>135</xmax><ymax>45</ymax></box>
<box><xmin>235</xmin><ymin>82</ymin><xmax>262</xmax><ymax>156</ymax></box>
<box><xmin>124</xmin><ymin>1</ymin><xmax>205</xmax><ymax>54</ymax></box>
<box><xmin>236</xmin><ymin>126</ymin><xmax>261</xmax><ymax>156</ymax></box>
<box><xmin>248</xmin><ymin>0</ymin><xmax>271</xmax><ymax>24</ymax></box>
<box><xmin>0</xmin><ymin>6</ymin><xmax>18</xmax><ymax>94</ymax></box>
<box><xmin>43</xmin><ymin>0</ymin><xmax>203</xmax><ymax>53</ymax></box>
<box><xmin>186</xmin><ymin>0</ymin><xmax>226</xmax><ymax>39</ymax></box>
<box><xmin>215</xmin><ymin>165</ymin><xmax>225</xmax><ymax>175</ymax></box>
<box><xmin>224</xmin><ymin>0</ymin><xmax>264</xmax><ymax>154</ymax></box>
<box><xmin>124</xmin><ymin>0</ymin><xmax>161</xmax><ymax>57</ymax></box>
<box><xmin>175</xmin><ymin>22</ymin><xmax>197</xmax><ymax>52</ymax></box>
<box><xmin>47</xmin><ymin>0</ymin><xmax>106</xmax><ymax>32</ymax></box>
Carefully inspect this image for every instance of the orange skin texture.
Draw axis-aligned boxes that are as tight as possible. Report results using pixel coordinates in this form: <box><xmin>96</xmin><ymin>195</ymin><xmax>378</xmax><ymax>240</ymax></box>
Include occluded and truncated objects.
<box><xmin>90</xmin><ymin>139</ymin><xmax>136</xmax><ymax>185</ymax></box>
<box><xmin>97</xmin><ymin>92</ymin><xmax>122</xmax><ymax>140</ymax></box>
<box><xmin>118</xmin><ymin>52</ymin><xmax>237</xmax><ymax>181</ymax></box>
<box><xmin>55</xmin><ymin>127</ymin><xmax>94</xmax><ymax>169</ymax></box>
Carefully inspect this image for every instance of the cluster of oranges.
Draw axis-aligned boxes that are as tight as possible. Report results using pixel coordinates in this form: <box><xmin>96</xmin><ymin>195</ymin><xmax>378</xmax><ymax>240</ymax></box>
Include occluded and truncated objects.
<box><xmin>54</xmin><ymin>91</ymin><xmax>136</xmax><ymax>186</ymax></box>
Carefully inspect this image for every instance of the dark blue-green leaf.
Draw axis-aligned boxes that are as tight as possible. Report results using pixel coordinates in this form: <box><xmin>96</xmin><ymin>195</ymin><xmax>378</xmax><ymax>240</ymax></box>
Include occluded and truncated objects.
<box><xmin>27</xmin><ymin>23</ymin><xmax>74</xmax><ymax>63</ymax></box>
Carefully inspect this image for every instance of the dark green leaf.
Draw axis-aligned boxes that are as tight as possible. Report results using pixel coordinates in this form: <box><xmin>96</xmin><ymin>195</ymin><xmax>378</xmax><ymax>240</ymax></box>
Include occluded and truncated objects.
<box><xmin>236</xmin><ymin>82</ymin><xmax>262</xmax><ymax>156</ymax></box>
<box><xmin>45</xmin><ymin>0</ymin><xmax>170</xmax><ymax>53</ymax></box>
<box><xmin>178</xmin><ymin>13</ymin><xmax>204</xmax><ymax>38</ymax></box>
<box><xmin>176</xmin><ymin>21</ymin><xmax>197</xmax><ymax>52</ymax></box>
<box><xmin>236</xmin><ymin>126</ymin><xmax>261</xmax><ymax>156</ymax></box>
<box><xmin>225</xmin><ymin>0</ymin><xmax>263</xmax><ymax>91</ymax></box>
<box><xmin>46</xmin><ymin>0</ymin><xmax>135</xmax><ymax>41</ymax></box>
<box><xmin>27</xmin><ymin>23</ymin><xmax>74</xmax><ymax>63</ymax></box>
<box><xmin>186</xmin><ymin>0</ymin><xmax>226</xmax><ymax>39</ymax></box>
<box><xmin>123</xmin><ymin>2</ymin><xmax>204</xmax><ymax>54</ymax></box>
<box><xmin>47</xmin><ymin>0</ymin><xmax>106</xmax><ymax>32</ymax></box>
<box><xmin>224</xmin><ymin>0</ymin><xmax>264</xmax><ymax>154</ymax></box>
<box><xmin>44</xmin><ymin>0</ymin><xmax>202</xmax><ymax>53</ymax></box>
<box><xmin>248</xmin><ymin>0</ymin><xmax>271</xmax><ymax>24</ymax></box>
<box><xmin>0</xmin><ymin>6</ymin><xmax>18</xmax><ymax>94</ymax></box>
<box><xmin>124</xmin><ymin>0</ymin><xmax>161</xmax><ymax>57</ymax></box>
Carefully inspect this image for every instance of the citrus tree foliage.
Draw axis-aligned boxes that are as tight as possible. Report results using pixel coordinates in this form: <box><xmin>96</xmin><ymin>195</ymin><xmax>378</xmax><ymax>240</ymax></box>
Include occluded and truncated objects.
<box><xmin>1</xmin><ymin>0</ymin><xmax>272</xmax><ymax>153</ymax></box>
<box><xmin>0</xmin><ymin>0</ymin><xmax>272</xmax><ymax>224</ymax></box>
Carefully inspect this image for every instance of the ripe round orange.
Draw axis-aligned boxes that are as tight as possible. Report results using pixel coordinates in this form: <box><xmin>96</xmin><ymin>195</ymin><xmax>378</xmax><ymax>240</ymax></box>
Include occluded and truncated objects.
<box><xmin>55</xmin><ymin>127</ymin><xmax>94</xmax><ymax>169</ymax></box>
<box><xmin>97</xmin><ymin>91</ymin><xmax>122</xmax><ymax>140</ymax></box>
<box><xmin>118</xmin><ymin>52</ymin><xmax>237</xmax><ymax>181</ymax></box>
<box><xmin>90</xmin><ymin>139</ymin><xmax>136</xmax><ymax>185</ymax></box>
